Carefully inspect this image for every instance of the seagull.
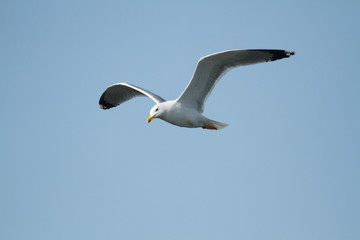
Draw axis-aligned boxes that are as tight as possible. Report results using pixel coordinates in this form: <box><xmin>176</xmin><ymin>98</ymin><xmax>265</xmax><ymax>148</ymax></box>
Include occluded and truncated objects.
<box><xmin>99</xmin><ymin>49</ymin><xmax>295</xmax><ymax>130</ymax></box>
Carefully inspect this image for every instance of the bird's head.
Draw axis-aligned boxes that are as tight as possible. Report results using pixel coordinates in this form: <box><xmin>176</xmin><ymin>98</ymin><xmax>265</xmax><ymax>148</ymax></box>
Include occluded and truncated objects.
<box><xmin>147</xmin><ymin>103</ymin><xmax>163</xmax><ymax>123</ymax></box>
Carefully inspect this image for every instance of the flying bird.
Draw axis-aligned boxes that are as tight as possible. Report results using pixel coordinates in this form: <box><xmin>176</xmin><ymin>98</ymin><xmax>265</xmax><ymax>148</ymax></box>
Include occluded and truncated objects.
<box><xmin>99</xmin><ymin>49</ymin><xmax>295</xmax><ymax>130</ymax></box>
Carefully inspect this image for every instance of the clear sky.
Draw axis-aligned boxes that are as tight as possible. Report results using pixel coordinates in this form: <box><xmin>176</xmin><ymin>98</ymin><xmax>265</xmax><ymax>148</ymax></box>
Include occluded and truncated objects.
<box><xmin>1</xmin><ymin>0</ymin><xmax>359</xmax><ymax>239</ymax></box>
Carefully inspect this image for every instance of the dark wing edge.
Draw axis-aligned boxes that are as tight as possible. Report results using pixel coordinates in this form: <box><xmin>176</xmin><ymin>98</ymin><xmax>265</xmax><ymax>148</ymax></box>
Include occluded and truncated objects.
<box><xmin>251</xmin><ymin>49</ymin><xmax>295</xmax><ymax>61</ymax></box>
<box><xmin>99</xmin><ymin>83</ymin><xmax>166</xmax><ymax>110</ymax></box>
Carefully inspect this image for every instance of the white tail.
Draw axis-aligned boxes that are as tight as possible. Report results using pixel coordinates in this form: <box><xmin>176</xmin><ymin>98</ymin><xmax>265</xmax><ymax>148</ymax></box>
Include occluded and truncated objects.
<box><xmin>202</xmin><ymin>119</ymin><xmax>228</xmax><ymax>130</ymax></box>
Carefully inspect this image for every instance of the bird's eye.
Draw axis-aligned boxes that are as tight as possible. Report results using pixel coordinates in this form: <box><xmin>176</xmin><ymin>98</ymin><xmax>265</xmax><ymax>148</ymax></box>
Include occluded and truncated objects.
<box><xmin>155</xmin><ymin>108</ymin><xmax>159</xmax><ymax>111</ymax></box>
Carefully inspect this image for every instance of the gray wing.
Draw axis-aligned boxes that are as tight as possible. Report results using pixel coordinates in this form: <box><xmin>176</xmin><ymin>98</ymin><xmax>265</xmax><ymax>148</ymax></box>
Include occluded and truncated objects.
<box><xmin>99</xmin><ymin>83</ymin><xmax>165</xmax><ymax>109</ymax></box>
<box><xmin>176</xmin><ymin>49</ymin><xmax>295</xmax><ymax>113</ymax></box>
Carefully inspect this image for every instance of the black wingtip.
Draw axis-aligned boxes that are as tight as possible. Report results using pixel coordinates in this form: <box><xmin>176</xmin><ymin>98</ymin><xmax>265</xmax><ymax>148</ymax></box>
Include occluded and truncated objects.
<box><xmin>99</xmin><ymin>93</ymin><xmax>116</xmax><ymax>110</ymax></box>
<box><xmin>249</xmin><ymin>49</ymin><xmax>295</xmax><ymax>62</ymax></box>
<box><xmin>269</xmin><ymin>50</ymin><xmax>295</xmax><ymax>61</ymax></box>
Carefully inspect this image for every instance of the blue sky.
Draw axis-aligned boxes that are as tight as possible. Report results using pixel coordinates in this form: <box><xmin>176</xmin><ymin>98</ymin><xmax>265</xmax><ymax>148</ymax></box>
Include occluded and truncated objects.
<box><xmin>1</xmin><ymin>0</ymin><xmax>359</xmax><ymax>239</ymax></box>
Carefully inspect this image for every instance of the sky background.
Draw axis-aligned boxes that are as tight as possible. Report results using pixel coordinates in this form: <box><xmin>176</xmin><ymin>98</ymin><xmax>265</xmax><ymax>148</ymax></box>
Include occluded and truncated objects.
<box><xmin>1</xmin><ymin>0</ymin><xmax>359</xmax><ymax>239</ymax></box>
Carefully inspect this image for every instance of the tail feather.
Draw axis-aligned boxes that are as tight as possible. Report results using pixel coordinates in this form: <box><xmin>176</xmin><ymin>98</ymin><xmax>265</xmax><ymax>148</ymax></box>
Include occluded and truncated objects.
<box><xmin>202</xmin><ymin>119</ymin><xmax>228</xmax><ymax>130</ymax></box>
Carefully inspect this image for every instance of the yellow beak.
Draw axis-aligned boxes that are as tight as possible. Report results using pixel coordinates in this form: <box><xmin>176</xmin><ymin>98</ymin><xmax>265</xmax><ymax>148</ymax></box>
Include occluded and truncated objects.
<box><xmin>147</xmin><ymin>115</ymin><xmax>155</xmax><ymax>123</ymax></box>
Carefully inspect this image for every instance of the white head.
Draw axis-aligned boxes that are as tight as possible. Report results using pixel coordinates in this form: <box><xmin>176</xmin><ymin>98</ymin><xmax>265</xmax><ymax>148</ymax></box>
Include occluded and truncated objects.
<box><xmin>147</xmin><ymin>103</ymin><xmax>164</xmax><ymax>123</ymax></box>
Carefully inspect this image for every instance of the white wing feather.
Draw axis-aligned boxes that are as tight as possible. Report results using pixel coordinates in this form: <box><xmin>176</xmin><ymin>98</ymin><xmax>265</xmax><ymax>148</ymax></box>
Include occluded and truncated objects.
<box><xmin>176</xmin><ymin>49</ymin><xmax>295</xmax><ymax>112</ymax></box>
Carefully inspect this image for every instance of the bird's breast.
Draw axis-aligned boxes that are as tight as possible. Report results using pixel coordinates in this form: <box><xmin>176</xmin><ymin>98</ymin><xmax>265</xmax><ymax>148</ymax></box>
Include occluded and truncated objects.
<box><xmin>160</xmin><ymin>103</ymin><xmax>206</xmax><ymax>128</ymax></box>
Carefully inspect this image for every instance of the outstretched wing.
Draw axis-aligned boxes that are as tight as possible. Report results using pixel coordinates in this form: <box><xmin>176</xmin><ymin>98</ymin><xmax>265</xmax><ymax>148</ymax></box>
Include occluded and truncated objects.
<box><xmin>99</xmin><ymin>83</ymin><xmax>166</xmax><ymax>109</ymax></box>
<box><xmin>176</xmin><ymin>49</ymin><xmax>295</xmax><ymax>113</ymax></box>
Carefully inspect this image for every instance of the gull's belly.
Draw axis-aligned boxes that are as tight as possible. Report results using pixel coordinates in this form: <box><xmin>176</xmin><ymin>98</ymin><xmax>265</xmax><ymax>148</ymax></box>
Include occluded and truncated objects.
<box><xmin>160</xmin><ymin>106</ymin><xmax>206</xmax><ymax>128</ymax></box>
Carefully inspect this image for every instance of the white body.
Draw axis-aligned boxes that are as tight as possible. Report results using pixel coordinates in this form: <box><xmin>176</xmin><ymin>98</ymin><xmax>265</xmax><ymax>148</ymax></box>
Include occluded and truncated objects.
<box><xmin>151</xmin><ymin>101</ymin><xmax>207</xmax><ymax>128</ymax></box>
